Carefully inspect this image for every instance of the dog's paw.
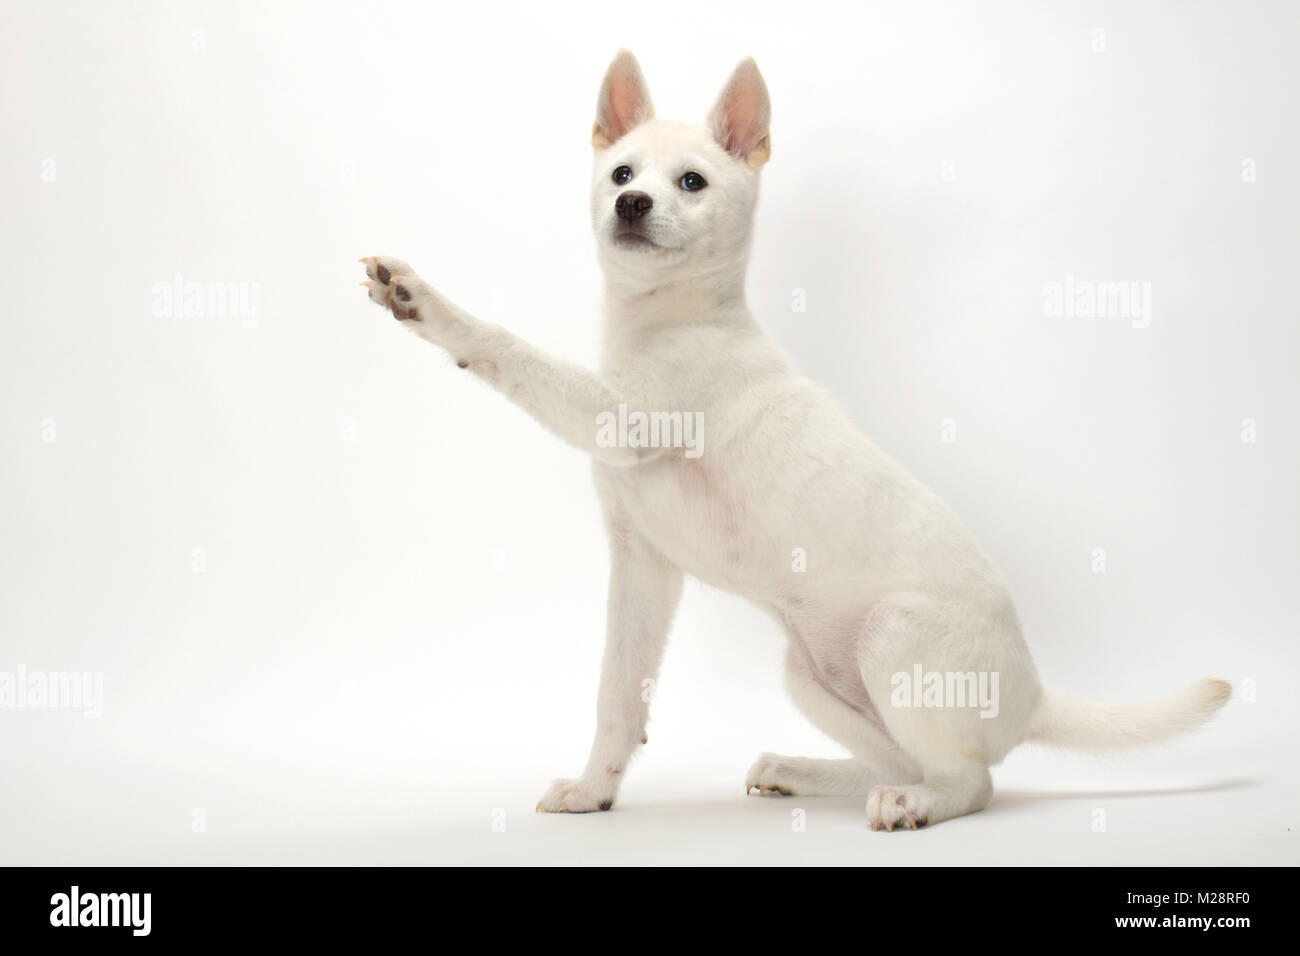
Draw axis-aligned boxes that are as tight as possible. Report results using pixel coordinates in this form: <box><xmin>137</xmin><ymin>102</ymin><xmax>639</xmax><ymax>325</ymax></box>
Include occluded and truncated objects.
<box><xmin>359</xmin><ymin>255</ymin><xmax>412</xmax><ymax>308</ymax></box>
<box><xmin>536</xmin><ymin>777</ymin><xmax>617</xmax><ymax>814</ymax></box>
<box><xmin>866</xmin><ymin>784</ymin><xmax>928</xmax><ymax>832</ymax></box>
<box><xmin>358</xmin><ymin>254</ymin><xmax>473</xmax><ymax>346</ymax></box>
<box><xmin>359</xmin><ymin>255</ymin><xmax>426</xmax><ymax>321</ymax></box>
<box><xmin>744</xmin><ymin>752</ymin><xmax>794</xmax><ymax>796</ymax></box>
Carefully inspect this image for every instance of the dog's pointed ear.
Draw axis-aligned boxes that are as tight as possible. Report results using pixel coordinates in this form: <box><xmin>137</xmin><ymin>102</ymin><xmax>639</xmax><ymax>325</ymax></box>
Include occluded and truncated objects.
<box><xmin>592</xmin><ymin>50</ymin><xmax>654</xmax><ymax>150</ymax></box>
<box><xmin>707</xmin><ymin>57</ymin><xmax>771</xmax><ymax>168</ymax></box>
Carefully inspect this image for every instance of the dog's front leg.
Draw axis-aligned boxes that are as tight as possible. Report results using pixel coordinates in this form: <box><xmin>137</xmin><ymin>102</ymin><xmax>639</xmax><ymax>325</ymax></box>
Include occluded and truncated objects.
<box><xmin>360</xmin><ymin>255</ymin><xmax>646</xmax><ymax>468</ymax></box>
<box><xmin>536</xmin><ymin>520</ymin><xmax>683</xmax><ymax>812</ymax></box>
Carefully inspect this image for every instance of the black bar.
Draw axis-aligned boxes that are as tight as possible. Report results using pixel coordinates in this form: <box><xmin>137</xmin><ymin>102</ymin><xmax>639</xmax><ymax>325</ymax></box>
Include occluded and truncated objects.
<box><xmin>0</xmin><ymin>866</ymin><xmax>1283</xmax><ymax>942</ymax></box>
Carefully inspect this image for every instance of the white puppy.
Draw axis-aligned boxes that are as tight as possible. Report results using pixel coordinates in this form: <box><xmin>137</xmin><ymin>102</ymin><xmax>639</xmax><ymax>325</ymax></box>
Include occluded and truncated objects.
<box><xmin>359</xmin><ymin>51</ymin><xmax>1229</xmax><ymax>829</ymax></box>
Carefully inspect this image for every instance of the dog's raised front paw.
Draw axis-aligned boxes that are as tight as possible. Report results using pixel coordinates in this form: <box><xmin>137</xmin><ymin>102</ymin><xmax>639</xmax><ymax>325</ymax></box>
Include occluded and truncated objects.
<box><xmin>359</xmin><ymin>255</ymin><xmax>426</xmax><ymax>321</ymax></box>
<box><xmin>358</xmin><ymin>254</ymin><xmax>474</xmax><ymax>354</ymax></box>
<box><xmin>744</xmin><ymin>752</ymin><xmax>794</xmax><ymax>796</ymax></box>
<box><xmin>866</xmin><ymin>784</ymin><xmax>928</xmax><ymax>832</ymax></box>
<box><xmin>536</xmin><ymin>776</ymin><xmax>617</xmax><ymax>814</ymax></box>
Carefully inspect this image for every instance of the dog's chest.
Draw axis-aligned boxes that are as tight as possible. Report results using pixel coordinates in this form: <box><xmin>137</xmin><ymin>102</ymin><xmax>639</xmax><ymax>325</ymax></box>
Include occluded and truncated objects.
<box><xmin>596</xmin><ymin>321</ymin><xmax>789</xmax><ymax>591</ymax></box>
<box><xmin>597</xmin><ymin>452</ymin><xmax>772</xmax><ymax>592</ymax></box>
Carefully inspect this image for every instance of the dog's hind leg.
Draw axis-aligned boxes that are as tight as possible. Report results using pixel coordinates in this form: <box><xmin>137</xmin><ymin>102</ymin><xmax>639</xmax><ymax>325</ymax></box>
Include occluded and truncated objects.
<box><xmin>746</xmin><ymin>754</ymin><xmax>907</xmax><ymax>796</ymax></box>
<box><xmin>864</xmin><ymin>759</ymin><xmax>992</xmax><ymax>831</ymax></box>
<box><xmin>857</xmin><ymin>601</ymin><xmax>1003</xmax><ymax>830</ymax></box>
<box><xmin>746</xmin><ymin>643</ymin><xmax>920</xmax><ymax>797</ymax></box>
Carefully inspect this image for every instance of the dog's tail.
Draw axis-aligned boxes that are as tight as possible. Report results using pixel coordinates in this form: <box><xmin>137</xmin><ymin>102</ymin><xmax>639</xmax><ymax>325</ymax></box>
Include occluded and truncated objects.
<box><xmin>1024</xmin><ymin>678</ymin><xmax>1231</xmax><ymax>751</ymax></box>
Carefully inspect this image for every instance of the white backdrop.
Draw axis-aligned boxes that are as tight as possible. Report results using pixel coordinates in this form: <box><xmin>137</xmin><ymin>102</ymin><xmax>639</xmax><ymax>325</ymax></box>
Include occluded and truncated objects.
<box><xmin>1</xmin><ymin>0</ymin><xmax>1296</xmax><ymax>865</ymax></box>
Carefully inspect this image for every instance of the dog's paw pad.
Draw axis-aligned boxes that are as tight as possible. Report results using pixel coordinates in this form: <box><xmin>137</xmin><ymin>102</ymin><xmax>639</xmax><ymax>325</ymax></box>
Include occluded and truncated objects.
<box><xmin>386</xmin><ymin>278</ymin><xmax>422</xmax><ymax>321</ymax></box>
<box><xmin>358</xmin><ymin>257</ymin><xmax>430</xmax><ymax>323</ymax></box>
<box><xmin>357</xmin><ymin>255</ymin><xmax>470</xmax><ymax>343</ymax></box>
<box><xmin>359</xmin><ymin>254</ymin><xmax>414</xmax><ymax>291</ymax></box>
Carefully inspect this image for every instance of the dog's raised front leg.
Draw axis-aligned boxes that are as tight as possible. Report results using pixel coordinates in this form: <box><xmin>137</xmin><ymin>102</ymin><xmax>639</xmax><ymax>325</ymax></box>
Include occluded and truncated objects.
<box><xmin>360</xmin><ymin>255</ymin><xmax>646</xmax><ymax>467</ymax></box>
<box><xmin>536</xmin><ymin>517</ymin><xmax>683</xmax><ymax>812</ymax></box>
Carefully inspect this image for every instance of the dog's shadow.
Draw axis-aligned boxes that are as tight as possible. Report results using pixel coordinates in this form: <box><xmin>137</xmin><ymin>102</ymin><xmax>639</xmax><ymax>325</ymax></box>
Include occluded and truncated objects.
<box><xmin>711</xmin><ymin>777</ymin><xmax>1259</xmax><ymax>824</ymax></box>
<box><xmin>984</xmin><ymin>777</ymin><xmax>1257</xmax><ymax>816</ymax></box>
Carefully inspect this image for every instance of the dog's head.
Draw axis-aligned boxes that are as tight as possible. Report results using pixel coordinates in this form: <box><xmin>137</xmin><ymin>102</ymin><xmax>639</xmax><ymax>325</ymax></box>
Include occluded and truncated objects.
<box><xmin>589</xmin><ymin>50</ymin><xmax>771</xmax><ymax>292</ymax></box>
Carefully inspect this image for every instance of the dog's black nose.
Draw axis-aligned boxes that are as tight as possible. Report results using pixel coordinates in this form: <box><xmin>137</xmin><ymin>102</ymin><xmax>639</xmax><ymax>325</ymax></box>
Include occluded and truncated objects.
<box><xmin>615</xmin><ymin>191</ymin><xmax>653</xmax><ymax>221</ymax></box>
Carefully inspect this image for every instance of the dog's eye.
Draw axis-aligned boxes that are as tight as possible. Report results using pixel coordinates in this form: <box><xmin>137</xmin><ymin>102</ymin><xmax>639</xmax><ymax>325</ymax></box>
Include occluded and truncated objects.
<box><xmin>679</xmin><ymin>171</ymin><xmax>707</xmax><ymax>192</ymax></box>
<box><xmin>612</xmin><ymin>165</ymin><xmax>633</xmax><ymax>185</ymax></box>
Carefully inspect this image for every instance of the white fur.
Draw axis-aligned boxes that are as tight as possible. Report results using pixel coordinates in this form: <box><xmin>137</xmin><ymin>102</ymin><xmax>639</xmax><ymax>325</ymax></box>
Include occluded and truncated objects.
<box><xmin>358</xmin><ymin>51</ymin><xmax>1230</xmax><ymax>829</ymax></box>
